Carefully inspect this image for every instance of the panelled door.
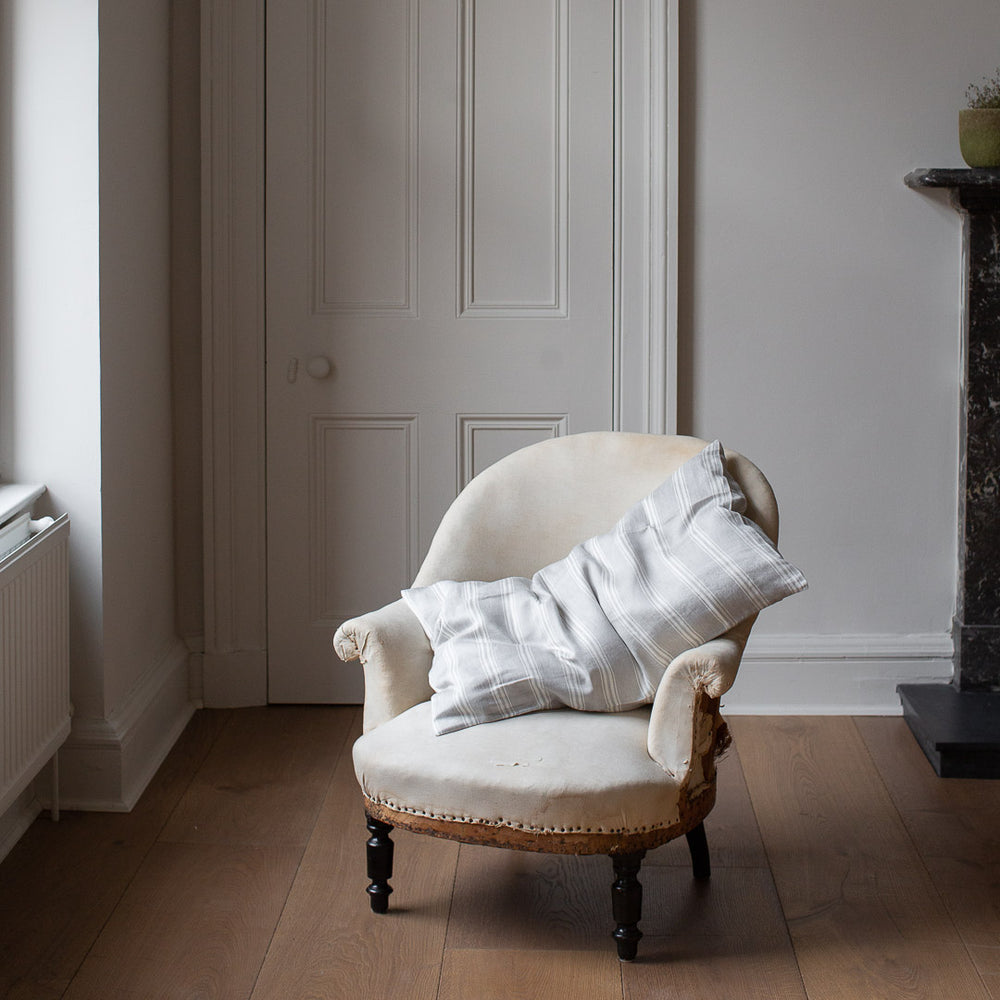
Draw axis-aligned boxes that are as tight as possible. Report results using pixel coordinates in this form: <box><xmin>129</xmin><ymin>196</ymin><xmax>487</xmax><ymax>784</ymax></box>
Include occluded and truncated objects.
<box><xmin>266</xmin><ymin>0</ymin><xmax>617</xmax><ymax>702</ymax></box>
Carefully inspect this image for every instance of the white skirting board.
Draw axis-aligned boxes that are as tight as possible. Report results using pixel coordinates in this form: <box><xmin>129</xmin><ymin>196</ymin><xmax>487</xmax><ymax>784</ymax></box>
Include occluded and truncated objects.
<box><xmin>57</xmin><ymin>640</ymin><xmax>195</xmax><ymax>812</ymax></box>
<box><xmin>723</xmin><ymin>632</ymin><xmax>954</xmax><ymax>715</ymax></box>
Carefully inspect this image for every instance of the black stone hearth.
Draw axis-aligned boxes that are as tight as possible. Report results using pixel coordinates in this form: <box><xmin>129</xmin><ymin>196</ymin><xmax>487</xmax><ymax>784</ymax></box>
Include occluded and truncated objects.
<box><xmin>899</xmin><ymin>168</ymin><xmax>1000</xmax><ymax>778</ymax></box>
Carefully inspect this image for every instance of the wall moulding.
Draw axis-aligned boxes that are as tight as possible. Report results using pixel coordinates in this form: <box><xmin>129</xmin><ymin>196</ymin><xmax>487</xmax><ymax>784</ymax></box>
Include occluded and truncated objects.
<box><xmin>201</xmin><ymin>0</ymin><xmax>268</xmax><ymax>707</ymax></box>
<box><xmin>311</xmin><ymin>0</ymin><xmax>419</xmax><ymax>315</ymax></box>
<box><xmin>727</xmin><ymin>632</ymin><xmax>955</xmax><ymax>716</ymax></box>
<box><xmin>59</xmin><ymin>640</ymin><xmax>194</xmax><ymax>811</ymax></box>
<box><xmin>309</xmin><ymin>414</ymin><xmax>419</xmax><ymax>625</ymax></box>
<box><xmin>457</xmin><ymin>0</ymin><xmax>570</xmax><ymax>318</ymax></box>
<box><xmin>457</xmin><ymin>413</ymin><xmax>568</xmax><ymax>491</ymax></box>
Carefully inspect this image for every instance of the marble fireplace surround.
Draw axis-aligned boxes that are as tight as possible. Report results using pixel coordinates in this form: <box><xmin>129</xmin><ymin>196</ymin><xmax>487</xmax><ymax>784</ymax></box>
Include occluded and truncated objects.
<box><xmin>899</xmin><ymin>167</ymin><xmax>1000</xmax><ymax>777</ymax></box>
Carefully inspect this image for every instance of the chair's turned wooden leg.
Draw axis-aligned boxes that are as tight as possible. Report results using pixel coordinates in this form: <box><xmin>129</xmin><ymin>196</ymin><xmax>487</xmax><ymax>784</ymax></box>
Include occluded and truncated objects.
<box><xmin>610</xmin><ymin>850</ymin><xmax>646</xmax><ymax>961</ymax></box>
<box><xmin>686</xmin><ymin>821</ymin><xmax>711</xmax><ymax>881</ymax></box>
<box><xmin>365</xmin><ymin>812</ymin><xmax>394</xmax><ymax>913</ymax></box>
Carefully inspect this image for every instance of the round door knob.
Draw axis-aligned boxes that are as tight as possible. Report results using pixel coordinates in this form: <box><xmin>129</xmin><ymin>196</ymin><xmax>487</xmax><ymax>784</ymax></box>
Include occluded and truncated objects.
<box><xmin>305</xmin><ymin>356</ymin><xmax>332</xmax><ymax>380</ymax></box>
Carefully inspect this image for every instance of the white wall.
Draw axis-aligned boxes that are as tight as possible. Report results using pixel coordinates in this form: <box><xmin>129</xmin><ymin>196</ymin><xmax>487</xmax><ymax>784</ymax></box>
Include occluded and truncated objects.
<box><xmin>88</xmin><ymin>0</ymin><xmax>193</xmax><ymax>805</ymax></box>
<box><xmin>99</xmin><ymin>1</ymin><xmax>181</xmax><ymax>717</ymax></box>
<box><xmin>678</xmin><ymin>0</ymin><xmax>995</xmax><ymax>710</ymax></box>
<box><xmin>0</xmin><ymin>0</ymin><xmax>104</xmax><ymax>720</ymax></box>
<box><xmin>0</xmin><ymin>0</ymin><xmax>192</xmax><ymax>831</ymax></box>
<box><xmin>169</xmin><ymin>0</ymin><xmax>205</xmax><ymax>658</ymax></box>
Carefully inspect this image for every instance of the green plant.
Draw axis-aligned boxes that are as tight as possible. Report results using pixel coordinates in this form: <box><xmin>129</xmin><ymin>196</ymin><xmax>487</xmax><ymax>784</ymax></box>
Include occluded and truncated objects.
<box><xmin>966</xmin><ymin>68</ymin><xmax>1000</xmax><ymax>109</ymax></box>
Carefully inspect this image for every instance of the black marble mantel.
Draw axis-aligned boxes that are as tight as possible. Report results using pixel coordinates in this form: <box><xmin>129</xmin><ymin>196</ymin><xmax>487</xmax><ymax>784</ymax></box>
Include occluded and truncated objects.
<box><xmin>899</xmin><ymin>167</ymin><xmax>1000</xmax><ymax>777</ymax></box>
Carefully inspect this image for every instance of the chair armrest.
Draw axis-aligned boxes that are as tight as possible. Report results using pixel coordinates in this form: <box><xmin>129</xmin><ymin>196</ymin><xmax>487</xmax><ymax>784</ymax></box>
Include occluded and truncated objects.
<box><xmin>646</xmin><ymin>618</ymin><xmax>753</xmax><ymax>777</ymax></box>
<box><xmin>333</xmin><ymin>599</ymin><xmax>434</xmax><ymax>732</ymax></box>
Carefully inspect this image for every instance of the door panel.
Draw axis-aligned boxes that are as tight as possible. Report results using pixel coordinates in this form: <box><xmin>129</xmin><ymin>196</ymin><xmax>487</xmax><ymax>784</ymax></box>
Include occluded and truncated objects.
<box><xmin>308</xmin><ymin>415</ymin><xmax>419</xmax><ymax>628</ymax></box>
<box><xmin>266</xmin><ymin>0</ymin><xmax>615</xmax><ymax>702</ymax></box>
<box><xmin>458</xmin><ymin>415</ymin><xmax>569</xmax><ymax>489</ymax></box>
<box><xmin>460</xmin><ymin>0</ymin><xmax>567</xmax><ymax>314</ymax></box>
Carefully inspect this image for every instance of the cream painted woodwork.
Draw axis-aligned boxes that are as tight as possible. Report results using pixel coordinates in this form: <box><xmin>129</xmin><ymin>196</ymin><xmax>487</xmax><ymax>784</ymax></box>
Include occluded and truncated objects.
<box><xmin>268</xmin><ymin>0</ymin><xmax>625</xmax><ymax>703</ymax></box>
<box><xmin>200</xmin><ymin>0</ymin><xmax>676</xmax><ymax>707</ymax></box>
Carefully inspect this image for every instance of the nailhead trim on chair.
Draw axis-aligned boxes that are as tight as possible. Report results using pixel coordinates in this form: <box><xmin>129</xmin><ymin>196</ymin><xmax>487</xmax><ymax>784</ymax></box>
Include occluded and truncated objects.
<box><xmin>366</xmin><ymin>796</ymin><xmax>680</xmax><ymax>836</ymax></box>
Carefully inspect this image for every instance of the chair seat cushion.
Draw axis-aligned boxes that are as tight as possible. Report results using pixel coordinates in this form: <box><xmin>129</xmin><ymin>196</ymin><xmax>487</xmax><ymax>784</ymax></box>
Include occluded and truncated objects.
<box><xmin>402</xmin><ymin>440</ymin><xmax>806</xmax><ymax>735</ymax></box>
<box><xmin>353</xmin><ymin>701</ymin><xmax>690</xmax><ymax>837</ymax></box>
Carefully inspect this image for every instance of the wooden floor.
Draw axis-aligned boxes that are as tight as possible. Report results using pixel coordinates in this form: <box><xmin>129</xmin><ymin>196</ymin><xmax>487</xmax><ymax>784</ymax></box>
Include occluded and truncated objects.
<box><xmin>0</xmin><ymin>708</ymin><xmax>998</xmax><ymax>1000</ymax></box>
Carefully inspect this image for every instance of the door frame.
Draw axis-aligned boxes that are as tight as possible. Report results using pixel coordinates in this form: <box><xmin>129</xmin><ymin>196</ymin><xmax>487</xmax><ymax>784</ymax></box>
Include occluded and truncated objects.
<box><xmin>199</xmin><ymin>0</ymin><xmax>679</xmax><ymax>707</ymax></box>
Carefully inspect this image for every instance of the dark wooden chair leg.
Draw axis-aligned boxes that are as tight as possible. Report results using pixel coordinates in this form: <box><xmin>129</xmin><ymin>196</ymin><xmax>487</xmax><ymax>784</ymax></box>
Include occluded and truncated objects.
<box><xmin>685</xmin><ymin>821</ymin><xmax>711</xmax><ymax>881</ymax></box>
<box><xmin>365</xmin><ymin>812</ymin><xmax>394</xmax><ymax>913</ymax></box>
<box><xmin>610</xmin><ymin>850</ymin><xmax>646</xmax><ymax>961</ymax></box>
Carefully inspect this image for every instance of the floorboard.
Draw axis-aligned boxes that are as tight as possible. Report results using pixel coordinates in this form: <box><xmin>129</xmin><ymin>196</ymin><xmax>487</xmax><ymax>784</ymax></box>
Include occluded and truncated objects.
<box><xmin>159</xmin><ymin>706</ymin><xmax>353</xmax><ymax>848</ymax></box>
<box><xmin>731</xmin><ymin>715</ymin><xmax>992</xmax><ymax>1000</ymax></box>
<box><xmin>250</xmin><ymin>709</ymin><xmax>460</xmax><ymax>1000</ymax></box>
<box><xmin>438</xmin><ymin>948</ymin><xmax>621</xmax><ymax>1000</ymax></box>
<box><xmin>62</xmin><ymin>842</ymin><xmax>302</xmax><ymax>1000</ymax></box>
<box><xmin>621</xmin><ymin>858</ymin><xmax>806</xmax><ymax>998</ymax></box>
<box><xmin>623</xmin><ymin>935</ymin><xmax>806</xmax><ymax>1000</ymax></box>
<box><xmin>447</xmin><ymin>848</ymin><xmax>610</xmax><ymax>952</ymax></box>
<box><xmin>1</xmin><ymin>710</ymin><xmax>998</xmax><ymax>999</ymax></box>
<box><xmin>858</xmin><ymin>716</ymin><xmax>1000</xmax><ymax>997</ymax></box>
<box><xmin>0</xmin><ymin>709</ymin><xmax>229</xmax><ymax>1000</ymax></box>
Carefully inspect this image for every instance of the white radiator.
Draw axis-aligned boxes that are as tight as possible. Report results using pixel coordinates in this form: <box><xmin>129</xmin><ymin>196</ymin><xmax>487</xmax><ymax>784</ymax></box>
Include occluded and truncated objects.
<box><xmin>0</xmin><ymin>514</ymin><xmax>71</xmax><ymax>818</ymax></box>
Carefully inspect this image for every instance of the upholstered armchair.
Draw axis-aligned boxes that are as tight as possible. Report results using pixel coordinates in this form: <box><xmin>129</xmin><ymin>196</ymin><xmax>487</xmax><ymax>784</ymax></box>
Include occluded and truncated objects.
<box><xmin>334</xmin><ymin>433</ymin><xmax>798</xmax><ymax>961</ymax></box>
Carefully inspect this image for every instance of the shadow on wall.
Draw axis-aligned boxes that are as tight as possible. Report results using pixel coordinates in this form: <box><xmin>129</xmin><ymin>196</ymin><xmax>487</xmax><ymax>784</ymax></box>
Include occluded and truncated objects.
<box><xmin>675</xmin><ymin>0</ymin><xmax>696</xmax><ymax>436</ymax></box>
<box><xmin>0</xmin><ymin>3</ymin><xmax>15</xmax><ymax>478</ymax></box>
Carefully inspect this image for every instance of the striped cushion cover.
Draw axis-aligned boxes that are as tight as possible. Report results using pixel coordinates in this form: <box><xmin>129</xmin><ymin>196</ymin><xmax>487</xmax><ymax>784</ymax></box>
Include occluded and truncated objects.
<box><xmin>401</xmin><ymin>441</ymin><xmax>807</xmax><ymax>735</ymax></box>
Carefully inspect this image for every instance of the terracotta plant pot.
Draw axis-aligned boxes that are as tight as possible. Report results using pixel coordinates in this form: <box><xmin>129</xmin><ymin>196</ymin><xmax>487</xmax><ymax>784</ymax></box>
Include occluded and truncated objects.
<box><xmin>960</xmin><ymin>108</ymin><xmax>1000</xmax><ymax>167</ymax></box>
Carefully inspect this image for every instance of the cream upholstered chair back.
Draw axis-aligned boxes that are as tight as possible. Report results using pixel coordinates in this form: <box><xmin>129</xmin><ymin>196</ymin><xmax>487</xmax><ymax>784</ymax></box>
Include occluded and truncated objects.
<box><xmin>414</xmin><ymin>432</ymin><xmax>779</xmax><ymax>588</ymax></box>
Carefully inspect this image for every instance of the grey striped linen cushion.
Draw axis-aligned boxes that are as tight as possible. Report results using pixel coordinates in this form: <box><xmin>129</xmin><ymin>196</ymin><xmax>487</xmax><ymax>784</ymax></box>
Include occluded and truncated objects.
<box><xmin>401</xmin><ymin>440</ymin><xmax>807</xmax><ymax>735</ymax></box>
